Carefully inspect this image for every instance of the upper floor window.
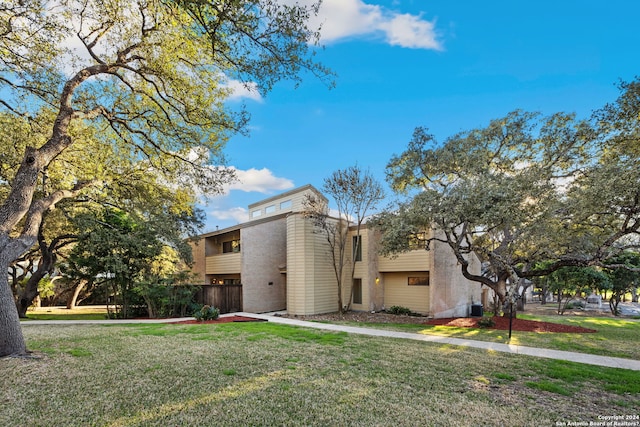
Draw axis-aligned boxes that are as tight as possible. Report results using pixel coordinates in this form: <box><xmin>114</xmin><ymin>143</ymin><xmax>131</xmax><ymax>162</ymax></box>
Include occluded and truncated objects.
<box><xmin>408</xmin><ymin>232</ymin><xmax>427</xmax><ymax>250</ymax></box>
<box><xmin>222</xmin><ymin>239</ymin><xmax>241</xmax><ymax>253</ymax></box>
<box><xmin>353</xmin><ymin>235</ymin><xmax>362</xmax><ymax>262</ymax></box>
<box><xmin>265</xmin><ymin>205</ymin><xmax>276</xmax><ymax>214</ymax></box>
<box><xmin>280</xmin><ymin>200</ymin><xmax>292</xmax><ymax>209</ymax></box>
<box><xmin>251</xmin><ymin>210</ymin><xmax>262</xmax><ymax>218</ymax></box>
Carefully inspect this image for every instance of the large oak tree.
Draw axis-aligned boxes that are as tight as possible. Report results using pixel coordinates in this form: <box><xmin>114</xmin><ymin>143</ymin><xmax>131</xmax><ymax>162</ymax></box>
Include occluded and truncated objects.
<box><xmin>0</xmin><ymin>0</ymin><xmax>330</xmax><ymax>356</ymax></box>
<box><xmin>376</xmin><ymin>80</ymin><xmax>640</xmax><ymax>309</ymax></box>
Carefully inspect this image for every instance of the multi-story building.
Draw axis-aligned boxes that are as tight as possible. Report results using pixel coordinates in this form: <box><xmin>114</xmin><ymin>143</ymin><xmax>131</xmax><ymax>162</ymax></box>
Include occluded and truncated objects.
<box><xmin>189</xmin><ymin>185</ymin><xmax>482</xmax><ymax>318</ymax></box>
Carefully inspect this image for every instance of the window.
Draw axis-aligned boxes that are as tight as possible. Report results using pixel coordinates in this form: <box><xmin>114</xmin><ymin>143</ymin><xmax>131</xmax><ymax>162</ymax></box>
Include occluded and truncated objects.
<box><xmin>352</xmin><ymin>279</ymin><xmax>362</xmax><ymax>304</ymax></box>
<box><xmin>265</xmin><ymin>205</ymin><xmax>276</xmax><ymax>214</ymax></box>
<box><xmin>222</xmin><ymin>239</ymin><xmax>241</xmax><ymax>253</ymax></box>
<box><xmin>352</xmin><ymin>235</ymin><xmax>362</xmax><ymax>262</ymax></box>
<box><xmin>280</xmin><ymin>200</ymin><xmax>292</xmax><ymax>209</ymax></box>
<box><xmin>251</xmin><ymin>210</ymin><xmax>262</xmax><ymax>218</ymax></box>
<box><xmin>212</xmin><ymin>278</ymin><xmax>241</xmax><ymax>285</ymax></box>
<box><xmin>408</xmin><ymin>232</ymin><xmax>427</xmax><ymax>250</ymax></box>
<box><xmin>408</xmin><ymin>275</ymin><xmax>429</xmax><ymax>286</ymax></box>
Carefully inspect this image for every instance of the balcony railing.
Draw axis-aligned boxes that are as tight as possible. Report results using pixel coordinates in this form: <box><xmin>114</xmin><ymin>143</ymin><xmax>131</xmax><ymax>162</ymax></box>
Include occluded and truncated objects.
<box><xmin>205</xmin><ymin>253</ymin><xmax>241</xmax><ymax>274</ymax></box>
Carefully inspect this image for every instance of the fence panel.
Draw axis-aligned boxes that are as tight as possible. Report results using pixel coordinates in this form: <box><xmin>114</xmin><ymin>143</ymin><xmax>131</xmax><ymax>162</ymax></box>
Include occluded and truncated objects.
<box><xmin>197</xmin><ymin>285</ymin><xmax>243</xmax><ymax>314</ymax></box>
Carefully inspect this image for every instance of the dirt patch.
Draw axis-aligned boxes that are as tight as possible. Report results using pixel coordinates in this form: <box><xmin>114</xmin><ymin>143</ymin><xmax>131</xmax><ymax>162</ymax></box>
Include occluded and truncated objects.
<box><xmin>425</xmin><ymin>316</ymin><xmax>597</xmax><ymax>333</ymax></box>
<box><xmin>170</xmin><ymin>315</ymin><xmax>267</xmax><ymax>325</ymax></box>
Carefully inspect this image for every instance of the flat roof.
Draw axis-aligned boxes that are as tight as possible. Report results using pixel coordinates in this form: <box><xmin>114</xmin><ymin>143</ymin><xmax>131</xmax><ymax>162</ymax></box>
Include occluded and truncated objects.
<box><xmin>247</xmin><ymin>184</ymin><xmax>327</xmax><ymax>209</ymax></box>
<box><xmin>193</xmin><ymin>212</ymin><xmax>290</xmax><ymax>239</ymax></box>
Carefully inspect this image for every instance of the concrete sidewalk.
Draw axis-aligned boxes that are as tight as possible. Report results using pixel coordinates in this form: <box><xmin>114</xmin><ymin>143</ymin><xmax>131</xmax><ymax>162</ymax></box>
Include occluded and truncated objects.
<box><xmin>240</xmin><ymin>312</ymin><xmax>640</xmax><ymax>371</ymax></box>
<box><xmin>22</xmin><ymin>312</ymin><xmax>640</xmax><ymax>371</ymax></box>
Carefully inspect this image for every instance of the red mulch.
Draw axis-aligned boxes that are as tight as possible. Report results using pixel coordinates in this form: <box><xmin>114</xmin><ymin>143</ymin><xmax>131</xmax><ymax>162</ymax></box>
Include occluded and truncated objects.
<box><xmin>426</xmin><ymin>316</ymin><xmax>597</xmax><ymax>333</ymax></box>
<box><xmin>170</xmin><ymin>315</ymin><xmax>267</xmax><ymax>325</ymax></box>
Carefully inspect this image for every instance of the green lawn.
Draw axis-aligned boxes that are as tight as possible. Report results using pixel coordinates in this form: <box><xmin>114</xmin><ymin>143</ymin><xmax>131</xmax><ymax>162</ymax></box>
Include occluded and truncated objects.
<box><xmin>326</xmin><ymin>314</ymin><xmax>640</xmax><ymax>360</ymax></box>
<box><xmin>2</xmin><ymin>321</ymin><xmax>638</xmax><ymax>426</ymax></box>
<box><xmin>22</xmin><ymin>306</ymin><xmax>108</xmax><ymax>321</ymax></box>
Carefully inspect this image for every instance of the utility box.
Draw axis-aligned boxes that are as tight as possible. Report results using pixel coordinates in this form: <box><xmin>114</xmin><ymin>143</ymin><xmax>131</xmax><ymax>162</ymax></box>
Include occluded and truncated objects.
<box><xmin>470</xmin><ymin>304</ymin><xmax>483</xmax><ymax>317</ymax></box>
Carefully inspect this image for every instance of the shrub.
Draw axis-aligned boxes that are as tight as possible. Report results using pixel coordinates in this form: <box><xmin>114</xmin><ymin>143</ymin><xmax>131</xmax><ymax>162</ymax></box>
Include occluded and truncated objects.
<box><xmin>387</xmin><ymin>306</ymin><xmax>412</xmax><ymax>316</ymax></box>
<box><xmin>134</xmin><ymin>283</ymin><xmax>199</xmax><ymax>318</ymax></box>
<box><xmin>478</xmin><ymin>316</ymin><xmax>496</xmax><ymax>328</ymax></box>
<box><xmin>565</xmin><ymin>300</ymin><xmax>585</xmax><ymax>310</ymax></box>
<box><xmin>193</xmin><ymin>305</ymin><xmax>220</xmax><ymax>321</ymax></box>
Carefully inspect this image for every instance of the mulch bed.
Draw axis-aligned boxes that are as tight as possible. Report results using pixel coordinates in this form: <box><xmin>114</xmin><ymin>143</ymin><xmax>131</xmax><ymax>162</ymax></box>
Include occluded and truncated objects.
<box><xmin>170</xmin><ymin>313</ymin><xmax>595</xmax><ymax>333</ymax></box>
<box><xmin>426</xmin><ymin>316</ymin><xmax>597</xmax><ymax>333</ymax></box>
<box><xmin>170</xmin><ymin>315</ymin><xmax>267</xmax><ymax>325</ymax></box>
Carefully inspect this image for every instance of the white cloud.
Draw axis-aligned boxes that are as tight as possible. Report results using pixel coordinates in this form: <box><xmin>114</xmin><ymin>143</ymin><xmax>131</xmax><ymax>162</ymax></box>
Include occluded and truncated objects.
<box><xmin>225</xmin><ymin>167</ymin><xmax>295</xmax><ymax>193</ymax></box>
<box><xmin>286</xmin><ymin>0</ymin><xmax>441</xmax><ymax>50</ymax></box>
<box><xmin>224</xmin><ymin>79</ymin><xmax>263</xmax><ymax>102</ymax></box>
<box><xmin>208</xmin><ymin>167</ymin><xmax>295</xmax><ymax>225</ymax></box>
<box><xmin>312</xmin><ymin>0</ymin><xmax>382</xmax><ymax>41</ymax></box>
<box><xmin>379</xmin><ymin>13</ymin><xmax>440</xmax><ymax>50</ymax></box>
<box><xmin>210</xmin><ymin>207</ymin><xmax>249</xmax><ymax>224</ymax></box>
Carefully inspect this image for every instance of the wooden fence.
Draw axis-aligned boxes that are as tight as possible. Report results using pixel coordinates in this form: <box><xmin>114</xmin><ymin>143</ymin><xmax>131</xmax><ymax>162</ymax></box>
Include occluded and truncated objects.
<box><xmin>195</xmin><ymin>285</ymin><xmax>243</xmax><ymax>314</ymax></box>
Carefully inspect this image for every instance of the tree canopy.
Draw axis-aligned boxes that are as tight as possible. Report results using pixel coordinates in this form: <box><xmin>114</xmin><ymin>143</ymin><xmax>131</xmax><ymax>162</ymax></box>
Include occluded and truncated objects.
<box><xmin>0</xmin><ymin>0</ymin><xmax>331</xmax><ymax>356</ymax></box>
<box><xmin>603</xmin><ymin>251</ymin><xmax>640</xmax><ymax>315</ymax></box>
<box><xmin>376</xmin><ymin>79</ymin><xmax>640</xmax><ymax>306</ymax></box>
<box><xmin>66</xmin><ymin>208</ymin><xmax>181</xmax><ymax>318</ymax></box>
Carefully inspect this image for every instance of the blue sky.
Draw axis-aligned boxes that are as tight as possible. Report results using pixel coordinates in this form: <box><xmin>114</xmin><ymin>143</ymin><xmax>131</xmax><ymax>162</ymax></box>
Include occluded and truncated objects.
<box><xmin>203</xmin><ymin>0</ymin><xmax>640</xmax><ymax>232</ymax></box>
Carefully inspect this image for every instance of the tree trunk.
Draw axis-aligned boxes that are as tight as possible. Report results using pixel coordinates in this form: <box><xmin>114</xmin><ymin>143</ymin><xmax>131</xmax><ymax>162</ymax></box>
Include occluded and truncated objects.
<box><xmin>541</xmin><ymin>284</ymin><xmax>549</xmax><ymax>305</ymax></box>
<box><xmin>495</xmin><ymin>278</ymin><xmax>508</xmax><ymax>308</ymax></box>
<box><xmin>142</xmin><ymin>293</ymin><xmax>156</xmax><ymax>319</ymax></box>
<box><xmin>0</xmin><ymin>257</ymin><xmax>27</xmax><ymax>357</ymax></box>
<box><xmin>0</xmin><ymin>70</ymin><xmax>93</xmax><ymax>357</ymax></box>
<box><xmin>66</xmin><ymin>280</ymin><xmax>87</xmax><ymax>309</ymax></box>
<box><xmin>16</xmin><ymin>262</ymin><xmax>50</xmax><ymax>317</ymax></box>
<box><xmin>16</xmin><ymin>276</ymin><xmax>40</xmax><ymax>318</ymax></box>
<box><xmin>609</xmin><ymin>297</ymin><xmax>619</xmax><ymax>316</ymax></box>
<box><xmin>16</xmin><ymin>214</ymin><xmax>60</xmax><ymax>317</ymax></box>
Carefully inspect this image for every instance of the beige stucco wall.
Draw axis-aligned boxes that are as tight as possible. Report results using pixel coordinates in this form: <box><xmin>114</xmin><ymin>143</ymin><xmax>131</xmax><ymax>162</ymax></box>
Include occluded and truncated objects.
<box><xmin>240</xmin><ymin>218</ymin><xmax>287</xmax><ymax>313</ymax></box>
<box><xmin>286</xmin><ymin>214</ymin><xmax>337</xmax><ymax>315</ymax></box>
<box><xmin>429</xmin><ymin>238</ymin><xmax>481</xmax><ymax>318</ymax></box>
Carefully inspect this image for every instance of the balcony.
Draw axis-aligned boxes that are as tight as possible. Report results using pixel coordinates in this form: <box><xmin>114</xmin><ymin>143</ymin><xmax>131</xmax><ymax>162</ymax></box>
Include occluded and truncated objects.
<box><xmin>205</xmin><ymin>253</ymin><xmax>241</xmax><ymax>274</ymax></box>
<box><xmin>377</xmin><ymin>250</ymin><xmax>431</xmax><ymax>272</ymax></box>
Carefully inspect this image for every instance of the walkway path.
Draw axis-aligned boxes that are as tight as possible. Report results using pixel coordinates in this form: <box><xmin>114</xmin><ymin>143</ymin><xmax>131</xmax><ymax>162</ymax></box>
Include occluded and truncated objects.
<box><xmin>241</xmin><ymin>312</ymin><xmax>640</xmax><ymax>371</ymax></box>
<box><xmin>22</xmin><ymin>312</ymin><xmax>640</xmax><ymax>371</ymax></box>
